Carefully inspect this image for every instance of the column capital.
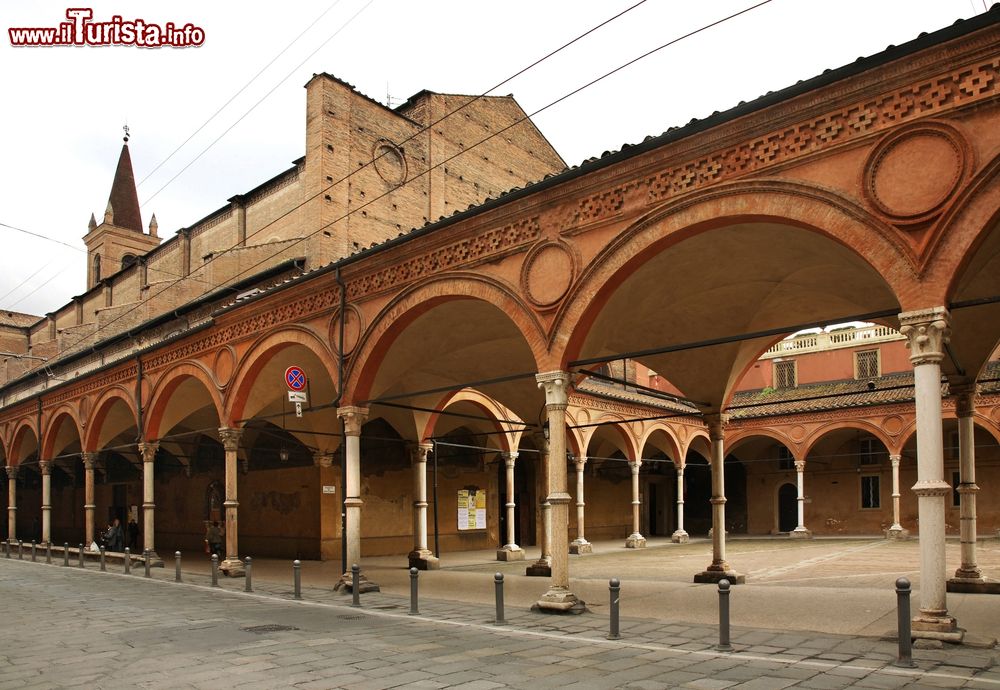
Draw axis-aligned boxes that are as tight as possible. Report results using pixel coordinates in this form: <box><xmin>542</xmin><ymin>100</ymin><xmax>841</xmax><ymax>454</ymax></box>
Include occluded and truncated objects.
<box><xmin>337</xmin><ymin>406</ymin><xmax>369</xmax><ymax>436</ymax></box>
<box><xmin>38</xmin><ymin>460</ymin><xmax>51</xmax><ymax>476</ymax></box>
<box><xmin>218</xmin><ymin>427</ymin><xmax>243</xmax><ymax>452</ymax></box>
<box><xmin>793</xmin><ymin>460</ymin><xmax>806</xmax><ymax>472</ymax></box>
<box><xmin>502</xmin><ymin>451</ymin><xmax>519</xmax><ymax>469</ymax></box>
<box><xmin>312</xmin><ymin>451</ymin><xmax>334</xmax><ymax>468</ymax></box>
<box><xmin>138</xmin><ymin>441</ymin><xmax>159</xmax><ymax>463</ymax></box>
<box><xmin>409</xmin><ymin>442</ymin><xmax>432</xmax><ymax>465</ymax></box>
<box><xmin>573</xmin><ymin>455</ymin><xmax>587</xmax><ymax>469</ymax></box>
<box><xmin>536</xmin><ymin>370</ymin><xmax>569</xmax><ymax>409</ymax></box>
<box><xmin>704</xmin><ymin>413</ymin><xmax>729</xmax><ymax>441</ymax></box>
<box><xmin>899</xmin><ymin>307</ymin><xmax>950</xmax><ymax>366</ymax></box>
<box><xmin>890</xmin><ymin>454</ymin><xmax>901</xmax><ymax>467</ymax></box>
<box><xmin>5</xmin><ymin>465</ymin><xmax>17</xmax><ymax>481</ymax></box>
<box><xmin>629</xmin><ymin>460</ymin><xmax>641</xmax><ymax>475</ymax></box>
<box><xmin>952</xmin><ymin>385</ymin><xmax>977</xmax><ymax>418</ymax></box>
<box><xmin>81</xmin><ymin>452</ymin><xmax>99</xmax><ymax>470</ymax></box>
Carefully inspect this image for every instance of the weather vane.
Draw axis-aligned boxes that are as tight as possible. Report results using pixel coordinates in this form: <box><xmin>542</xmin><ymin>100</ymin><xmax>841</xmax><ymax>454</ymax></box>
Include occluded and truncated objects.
<box><xmin>123</xmin><ymin>123</ymin><xmax>130</xmax><ymax>143</ymax></box>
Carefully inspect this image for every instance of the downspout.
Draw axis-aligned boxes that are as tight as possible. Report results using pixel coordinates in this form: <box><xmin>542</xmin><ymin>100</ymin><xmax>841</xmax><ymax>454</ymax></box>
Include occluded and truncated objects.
<box><xmin>135</xmin><ymin>355</ymin><xmax>144</xmax><ymax>444</ymax></box>
<box><xmin>335</xmin><ymin>267</ymin><xmax>347</xmax><ymax>575</ymax></box>
<box><xmin>37</xmin><ymin>397</ymin><xmax>43</xmax><ymax>462</ymax></box>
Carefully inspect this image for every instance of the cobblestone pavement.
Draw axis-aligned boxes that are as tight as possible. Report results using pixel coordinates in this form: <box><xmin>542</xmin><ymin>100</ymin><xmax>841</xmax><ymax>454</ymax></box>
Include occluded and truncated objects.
<box><xmin>1</xmin><ymin>555</ymin><xmax>999</xmax><ymax>689</ymax></box>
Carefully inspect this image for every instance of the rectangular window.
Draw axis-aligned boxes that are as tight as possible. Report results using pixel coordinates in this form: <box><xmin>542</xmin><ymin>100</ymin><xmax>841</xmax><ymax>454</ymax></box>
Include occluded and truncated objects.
<box><xmin>774</xmin><ymin>360</ymin><xmax>796</xmax><ymax>389</ymax></box>
<box><xmin>859</xmin><ymin>438</ymin><xmax>881</xmax><ymax>465</ymax></box>
<box><xmin>855</xmin><ymin>349</ymin><xmax>880</xmax><ymax>379</ymax></box>
<box><xmin>777</xmin><ymin>446</ymin><xmax>794</xmax><ymax>470</ymax></box>
<box><xmin>952</xmin><ymin>470</ymin><xmax>961</xmax><ymax>508</ymax></box>
<box><xmin>861</xmin><ymin>475</ymin><xmax>880</xmax><ymax>509</ymax></box>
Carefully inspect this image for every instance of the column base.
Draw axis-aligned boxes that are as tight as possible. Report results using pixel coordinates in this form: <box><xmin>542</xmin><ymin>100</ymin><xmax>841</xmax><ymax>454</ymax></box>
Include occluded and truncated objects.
<box><xmin>408</xmin><ymin>550</ymin><xmax>440</xmax><ymax>570</ymax></box>
<box><xmin>219</xmin><ymin>558</ymin><xmax>245</xmax><ymax>577</ymax></box>
<box><xmin>142</xmin><ymin>550</ymin><xmax>165</xmax><ymax>568</ymax></box>
<box><xmin>625</xmin><ymin>533</ymin><xmax>647</xmax><ymax>549</ymax></box>
<box><xmin>671</xmin><ymin>530</ymin><xmax>689</xmax><ymax>544</ymax></box>
<box><xmin>334</xmin><ymin>571</ymin><xmax>381</xmax><ymax>593</ymax></box>
<box><xmin>885</xmin><ymin>526</ymin><xmax>910</xmax><ymax>541</ymax></box>
<box><xmin>947</xmin><ymin>576</ymin><xmax>1000</xmax><ymax>594</ymax></box>
<box><xmin>694</xmin><ymin>564</ymin><xmax>745</xmax><ymax>585</ymax></box>
<box><xmin>912</xmin><ymin>613</ymin><xmax>962</xmax><ymax>642</ymax></box>
<box><xmin>497</xmin><ymin>545</ymin><xmax>525</xmax><ymax>561</ymax></box>
<box><xmin>532</xmin><ymin>586</ymin><xmax>586</xmax><ymax>614</ymax></box>
<box><xmin>526</xmin><ymin>558</ymin><xmax>551</xmax><ymax>577</ymax></box>
<box><xmin>789</xmin><ymin>528</ymin><xmax>812</xmax><ymax>539</ymax></box>
<box><xmin>569</xmin><ymin>539</ymin><xmax>592</xmax><ymax>555</ymax></box>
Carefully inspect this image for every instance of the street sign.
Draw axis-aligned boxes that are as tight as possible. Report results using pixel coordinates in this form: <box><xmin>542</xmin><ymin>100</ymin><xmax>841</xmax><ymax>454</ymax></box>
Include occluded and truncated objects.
<box><xmin>288</xmin><ymin>391</ymin><xmax>307</xmax><ymax>403</ymax></box>
<box><xmin>284</xmin><ymin>366</ymin><xmax>306</xmax><ymax>391</ymax></box>
<box><xmin>295</xmin><ymin>402</ymin><xmax>303</xmax><ymax>418</ymax></box>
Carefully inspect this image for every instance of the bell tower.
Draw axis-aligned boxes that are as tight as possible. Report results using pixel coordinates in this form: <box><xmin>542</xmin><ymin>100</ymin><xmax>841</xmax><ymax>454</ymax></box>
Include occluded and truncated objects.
<box><xmin>83</xmin><ymin>127</ymin><xmax>161</xmax><ymax>290</ymax></box>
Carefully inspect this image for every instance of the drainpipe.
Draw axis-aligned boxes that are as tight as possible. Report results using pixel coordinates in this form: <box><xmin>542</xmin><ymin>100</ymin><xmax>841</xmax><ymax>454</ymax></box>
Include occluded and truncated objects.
<box><xmin>335</xmin><ymin>267</ymin><xmax>347</xmax><ymax>575</ymax></box>
<box><xmin>135</xmin><ymin>355</ymin><xmax>144</xmax><ymax>444</ymax></box>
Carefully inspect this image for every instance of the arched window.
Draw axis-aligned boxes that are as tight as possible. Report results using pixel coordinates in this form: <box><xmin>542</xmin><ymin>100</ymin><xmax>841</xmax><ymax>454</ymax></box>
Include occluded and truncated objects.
<box><xmin>92</xmin><ymin>254</ymin><xmax>101</xmax><ymax>284</ymax></box>
<box><xmin>121</xmin><ymin>253</ymin><xmax>137</xmax><ymax>270</ymax></box>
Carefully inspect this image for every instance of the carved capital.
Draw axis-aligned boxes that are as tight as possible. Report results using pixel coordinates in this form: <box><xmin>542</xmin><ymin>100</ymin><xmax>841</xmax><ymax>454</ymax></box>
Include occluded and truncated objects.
<box><xmin>573</xmin><ymin>455</ymin><xmax>586</xmax><ymax>470</ymax></box>
<box><xmin>218</xmin><ymin>427</ymin><xmax>243</xmax><ymax>453</ymax></box>
<box><xmin>704</xmin><ymin>413</ymin><xmax>729</xmax><ymax>441</ymax></box>
<box><xmin>138</xmin><ymin>442</ymin><xmax>159</xmax><ymax>464</ymax></box>
<box><xmin>38</xmin><ymin>460</ymin><xmax>51</xmax><ymax>476</ymax></box>
<box><xmin>890</xmin><ymin>454</ymin><xmax>901</xmax><ymax>468</ymax></box>
<box><xmin>898</xmin><ymin>307</ymin><xmax>950</xmax><ymax>366</ymax></box>
<box><xmin>502</xmin><ymin>451</ymin><xmax>518</xmax><ymax>469</ymax></box>
<box><xmin>536</xmin><ymin>370</ymin><xmax>569</xmax><ymax>409</ymax></box>
<box><xmin>5</xmin><ymin>465</ymin><xmax>17</xmax><ymax>481</ymax></box>
<box><xmin>312</xmin><ymin>451</ymin><xmax>334</xmax><ymax>468</ymax></box>
<box><xmin>81</xmin><ymin>452</ymin><xmax>99</xmax><ymax>471</ymax></box>
<box><xmin>410</xmin><ymin>442</ymin><xmax>432</xmax><ymax>466</ymax></box>
<box><xmin>629</xmin><ymin>460</ymin><xmax>641</xmax><ymax>475</ymax></box>
<box><xmin>793</xmin><ymin>460</ymin><xmax>806</xmax><ymax>473</ymax></box>
<box><xmin>951</xmin><ymin>384</ymin><xmax>977</xmax><ymax>419</ymax></box>
<box><xmin>337</xmin><ymin>406</ymin><xmax>369</xmax><ymax>437</ymax></box>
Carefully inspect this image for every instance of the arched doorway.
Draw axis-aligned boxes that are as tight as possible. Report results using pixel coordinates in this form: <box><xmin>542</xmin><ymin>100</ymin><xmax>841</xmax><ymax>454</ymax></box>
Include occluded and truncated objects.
<box><xmin>777</xmin><ymin>483</ymin><xmax>797</xmax><ymax>532</ymax></box>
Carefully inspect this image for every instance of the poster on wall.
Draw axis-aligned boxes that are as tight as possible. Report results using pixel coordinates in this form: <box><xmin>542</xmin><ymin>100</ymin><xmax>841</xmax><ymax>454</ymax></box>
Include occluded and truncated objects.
<box><xmin>457</xmin><ymin>489</ymin><xmax>487</xmax><ymax>530</ymax></box>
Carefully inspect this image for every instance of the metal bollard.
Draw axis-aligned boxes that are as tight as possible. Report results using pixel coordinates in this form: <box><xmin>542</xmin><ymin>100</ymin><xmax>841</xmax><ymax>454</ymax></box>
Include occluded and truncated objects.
<box><xmin>244</xmin><ymin>557</ymin><xmax>253</xmax><ymax>592</ymax></box>
<box><xmin>143</xmin><ymin>549</ymin><xmax>151</xmax><ymax>578</ymax></box>
<box><xmin>608</xmin><ymin>578</ymin><xmax>621</xmax><ymax>640</ymax></box>
<box><xmin>46</xmin><ymin>542</ymin><xmax>52</xmax><ymax>565</ymax></box>
<box><xmin>18</xmin><ymin>540</ymin><xmax>23</xmax><ymax>559</ymax></box>
<box><xmin>175</xmin><ymin>551</ymin><xmax>182</xmax><ymax>582</ymax></box>
<box><xmin>31</xmin><ymin>541</ymin><xmax>37</xmax><ymax>562</ymax></box>
<box><xmin>63</xmin><ymin>543</ymin><xmax>69</xmax><ymax>567</ymax></box>
<box><xmin>78</xmin><ymin>544</ymin><xmax>85</xmax><ymax>568</ymax></box>
<box><xmin>351</xmin><ymin>564</ymin><xmax>361</xmax><ymax>607</ymax></box>
<box><xmin>292</xmin><ymin>560</ymin><xmax>302</xmax><ymax>600</ymax></box>
<box><xmin>895</xmin><ymin>578</ymin><xmax>915</xmax><ymax>668</ymax></box>
<box><xmin>2</xmin><ymin>540</ymin><xmax>7</xmax><ymax>558</ymax></box>
<box><xmin>717</xmin><ymin>579</ymin><xmax>733</xmax><ymax>652</ymax></box>
<box><xmin>409</xmin><ymin>567</ymin><xmax>419</xmax><ymax>615</ymax></box>
<box><xmin>211</xmin><ymin>554</ymin><xmax>219</xmax><ymax>587</ymax></box>
<box><xmin>494</xmin><ymin>572</ymin><xmax>506</xmax><ymax>625</ymax></box>
<box><xmin>124</xmin><ymin>547</ymin><xmax>131</xmax><ymax>575</ymax></box>
<box><xmin>99</xmin><ymin>546</ymin><xmax>106</xmax><ymax>571</ymax></box>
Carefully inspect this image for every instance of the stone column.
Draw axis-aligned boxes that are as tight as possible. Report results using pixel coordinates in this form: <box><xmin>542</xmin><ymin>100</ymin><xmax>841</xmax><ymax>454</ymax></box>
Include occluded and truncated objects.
<box><xmin>533</xmin><ymin>371</ymin><xmax>582</xmax><ymax>612</ymax></box>
<box><xmin>950</xmin><ymin>386</ymin><xmax>984</xmax><ymax>584</ymax></box>
<box><xmin>695</xmin><ymin>414</ymin><xmax>744</xmax><ymax>583</ymax></box>
<box><xmin>886</xmin><ymin>454</ymin><xmax>908</xmax><ymax>539</ymax></box>
<box><xmin>409</xmin><ymin>442</ymin><xmax>439</xmax><ymax>569</ymax></box>
<box><xmin>217</xmin><ymin>427</ymin><xmax>245</xmax><ymax>577</ymax></box>
<box><xmin>82</xmin><ymin>453</ymin><xmax>98</xmax><ymax>545</ymax></box>
<box><xmin>570</xmin><ymin>455</ymin><xmax>591</xmax><ymax>554</ymax></box>
<box><xmin>498</xmin><ymin>451</ymin><xmax>525</xmax><ymax>560</ymax></box>
<box><xmin>672</xmin><ymin>464</ymin><xmax>689</xmax><ymax>543</ymax></box>
<box><xmin>39</xmin><ymin>460</ymin><xmax>52</xmax><ymax>545</ymax></box>
<box><xmin>336</xmin><ymin>406</ymin><xmax>378</xmax><ymax>591</ymax></box>
<box><xmin>6</xmin><ymin>465</ymin><xmax>17</xmax><ymax>542</ymax></box>
<box><xmin>625</xmin><ymin>460</ymin><xmax>646</xmax><ymax>548</ymax></box>
<box><xmin>899</xmin><ymin>307</ymin><xmax>958</xmax><ymax>638</ymax></box>
<box><xmin>526</xmin><ymin>435</ymin><xmax>552</xmax><ymax>576</ymax></box>
<box><xmin>790</xmin><ymin>460</ymin><xmax>812</xmax><ymax>538</ymax></box>
<box><xmin>138</xmin><ymin>442</ymin><xmax>162</xmax><ymax>564</ymax></box>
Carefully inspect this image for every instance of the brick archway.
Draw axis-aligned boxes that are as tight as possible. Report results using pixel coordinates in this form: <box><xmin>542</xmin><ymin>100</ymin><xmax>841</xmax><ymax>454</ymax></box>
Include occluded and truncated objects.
<box><xmin>84</xmin><ymin>386</ymin><xmax>137</xmax><ymax>453</ymax></box>
<box><xmin>144</xmin><ymin>362</ymin><xmax>223</xmax><ymax>441</ymax></box>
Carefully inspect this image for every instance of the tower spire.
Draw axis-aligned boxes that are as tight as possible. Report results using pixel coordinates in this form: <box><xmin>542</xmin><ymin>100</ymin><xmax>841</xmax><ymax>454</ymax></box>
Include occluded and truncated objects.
<box><xmin>107</xmin><ymin>127</ymin><xmax>142</xmax><ymax>232</ymax></box>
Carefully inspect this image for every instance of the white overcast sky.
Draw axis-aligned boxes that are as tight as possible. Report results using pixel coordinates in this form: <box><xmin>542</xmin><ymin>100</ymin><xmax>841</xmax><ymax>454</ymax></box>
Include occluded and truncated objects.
<box><xmin>0</xmin><ymin>0</ymin><xmax>989</xmax><ymax>317</ymax></box>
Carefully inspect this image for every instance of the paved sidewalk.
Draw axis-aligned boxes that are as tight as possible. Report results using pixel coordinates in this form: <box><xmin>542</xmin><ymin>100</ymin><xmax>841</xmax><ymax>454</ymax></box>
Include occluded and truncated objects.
<box><xmin>2</xmin><ymin>546</ymin><xmax>998</xmax><ymax>688</ymax></box>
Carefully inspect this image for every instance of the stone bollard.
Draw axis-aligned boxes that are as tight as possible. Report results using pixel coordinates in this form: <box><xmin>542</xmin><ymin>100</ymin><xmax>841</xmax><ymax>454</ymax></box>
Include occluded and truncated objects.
<box><xmin>895</xmin><ymin>578</ymin><xmax>915</xmax><ymax>668</ymax></box>
<box><xmin>717</xmin><ymin>579</ymin><xmax>733</xmax><ymax>652</ymax></box>
<box><xmin>351</xmin><ymin>564</ymin><xmax>361</xmax><ymax>607</ymax></box>
<box><xmin>409</xmin><ymin>567</ymin><xmax>419</xmax><ymax>615</ymax></box>
<box><xmin>608</xmin><ymin>578</ymin><xmax>621</xmax><ymax>640</ymax></box>
<box><xmin>31</xmin><ymin>541</ymin><xmax>37</xmax><ymax>562</ymax></box>
<box><xmin>494</xmin><ymin>573</ymin><xmax>506</xmax><ymax>626</ymax></box>
<box><xmin>244</xmin><ymin>557</ymin><xmax>253</xmax><ymax>593</ymax></box>
<box><xmin>2</xmin><ymin>540</ymin><xmax>8</xmax><ymax>558</ymax></box>
<box><xmin>99</xmin><ymin>546</ymin><xmax>106</xmax><ymax>572</ymax></box>
<box><xmin>292</xmin><ymin>560</ymin><xmax>302</xmax><ymax>600</ymax></box>
<box><xmin>124</xmin><ymin>548</ymin><xmax>131</xmax><ymax>575</ymax></box>
<box><xmin>18</xmin><ymin>540</ymin><xmax>23</xmax><ymax>560</ymax></box>
<box><xmin>143</xmin><ymin>549</ymin><xmax>151</xmax><ymax>578</ymax></box>
<box><xmin>175</xmin><ymin>552</ymin><xmax>182</xmax><ymax>583</ymax></box>
<box><xmin>63</xmin><ymin>543</ymin><xmax>69</xmax><ymax>567</ymax></box>
<box><xmin>211</xmin><ymin>554</ymin><xmax>219</xmax><ymax>587</ymax></box>
<box><xmin>78</xmin><ymin>544</ymin><xmax>85</xmax><ymax>568</ymax></box>
<box><xmin>46</xmin><ymin>542</ymin><xmax>52</xmax><ymax>565</ymax></box>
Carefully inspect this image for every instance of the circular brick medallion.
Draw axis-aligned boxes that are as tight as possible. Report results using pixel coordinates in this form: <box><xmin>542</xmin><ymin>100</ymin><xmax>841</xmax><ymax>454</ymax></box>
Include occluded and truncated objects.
<box><xmin>373</xmin><ymin>139</ymin><xmax>406</xmax><ymax>186</ymax></box>
<box><xmin>522</xmin><ymin>241</ymin><xmax>575</xmax><ymax>308</ymax></box>
<box><xmin>213</xmin><ymin>346</ymin><xmax>235</xmax><ymax>387</ymax></box>
<box><xmin>330</xmin><ymin>306</ymin><xmax>362</xmax><ymax>356</ymax></box>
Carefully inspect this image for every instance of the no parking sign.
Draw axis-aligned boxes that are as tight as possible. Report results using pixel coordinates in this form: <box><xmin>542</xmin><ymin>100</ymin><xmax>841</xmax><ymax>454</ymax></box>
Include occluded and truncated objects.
<box><xmin>284</xmin><ymin>366</ymin><xmax>307</xmax><ymax>417</ymax></box>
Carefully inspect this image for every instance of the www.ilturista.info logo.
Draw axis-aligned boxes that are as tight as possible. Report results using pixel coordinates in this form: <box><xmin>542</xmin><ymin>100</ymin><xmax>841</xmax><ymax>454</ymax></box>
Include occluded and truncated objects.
<box><xmin>9</xmin><ymin>8</ymin><xmax>205</xmax><ymax>47</ymax></box>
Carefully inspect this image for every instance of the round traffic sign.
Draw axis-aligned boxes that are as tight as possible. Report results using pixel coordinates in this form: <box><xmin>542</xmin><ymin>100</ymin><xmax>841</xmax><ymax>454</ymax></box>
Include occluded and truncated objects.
<box><xmin>284</xmin><ymin>366</ymin><xmax>307</xmax><ymax>391</ymax></box>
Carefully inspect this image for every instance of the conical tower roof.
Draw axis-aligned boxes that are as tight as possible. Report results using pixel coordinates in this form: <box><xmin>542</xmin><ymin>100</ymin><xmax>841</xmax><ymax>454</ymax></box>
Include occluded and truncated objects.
<box><xmin>107</xmin><ymin>140</ymin><xmax>143</xmax><ymax>233</ymax></box>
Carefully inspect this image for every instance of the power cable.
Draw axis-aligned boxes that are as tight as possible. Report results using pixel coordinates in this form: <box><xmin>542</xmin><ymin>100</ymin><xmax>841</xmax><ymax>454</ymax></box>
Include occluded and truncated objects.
<box><xmin>0</xmin><ymin>264</ymin><xmax>50</xmax><ymax>304</ymax></box>
<box><xmin>138</xmin><ymin>0</ymin><xmax>350</xmax><ymax>187</ymax></box>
